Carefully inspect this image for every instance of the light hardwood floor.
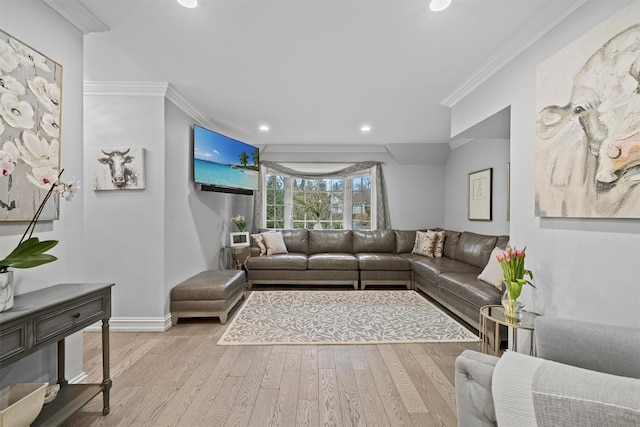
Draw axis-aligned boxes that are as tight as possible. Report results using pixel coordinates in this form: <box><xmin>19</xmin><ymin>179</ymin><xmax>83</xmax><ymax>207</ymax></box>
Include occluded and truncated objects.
<box><xmin>63</xmin><ymin>296</ymin><xmax>478</xmax><ymax>427</ymax></box>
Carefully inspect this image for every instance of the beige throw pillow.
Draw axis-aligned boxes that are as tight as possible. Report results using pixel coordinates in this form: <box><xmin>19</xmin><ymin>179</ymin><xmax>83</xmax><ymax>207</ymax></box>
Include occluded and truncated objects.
<box><xmin>478</xmin><ymin>247</ymin><xmax>505</xmax><ymax>288</ymax></box>
<box><xmin>251</xmin><ymin>233</ymin><xmax>267</xmax><ymax>256</ymax></box>
<box><xmin>412</xmin><ymin>230</ymin><xmax>438</xmax><ymax>257</ymax></box>
<box><xmin>262</xmin><ymin>231</ymin><xmax>289</xmax><ymax>255</ymax></box>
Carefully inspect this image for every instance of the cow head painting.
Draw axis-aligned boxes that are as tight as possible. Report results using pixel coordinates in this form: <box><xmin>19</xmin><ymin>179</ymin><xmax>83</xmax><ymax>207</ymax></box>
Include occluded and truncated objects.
<box><xmin>92</xmin><ymin>147</ymin><xmax>145</xmax><ymax>191</ymax></box>
<box><xmin>536</xmin><ymin>20</ymin><xmax>640</xmax><ymax>218</ymax></box>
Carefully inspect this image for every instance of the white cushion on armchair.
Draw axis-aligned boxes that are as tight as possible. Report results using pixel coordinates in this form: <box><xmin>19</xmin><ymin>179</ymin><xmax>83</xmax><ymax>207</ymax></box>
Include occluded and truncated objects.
<box><xmin>492</xmin><ymin>351</ymin><xmax>640</xmax><ymax>427</ymax></box>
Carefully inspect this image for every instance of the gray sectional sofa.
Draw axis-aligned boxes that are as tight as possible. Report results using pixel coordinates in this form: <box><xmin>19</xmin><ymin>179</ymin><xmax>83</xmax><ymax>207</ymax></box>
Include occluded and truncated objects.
<box><xmin>246</xmin><ymin>228</ymin><xmax>508</xmax><ymax>331</ymax></box>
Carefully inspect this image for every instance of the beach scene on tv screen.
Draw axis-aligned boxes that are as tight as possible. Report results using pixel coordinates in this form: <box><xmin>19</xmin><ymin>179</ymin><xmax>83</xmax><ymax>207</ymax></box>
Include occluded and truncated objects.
<box><xmin>194</xmin><ymin>127</ymin><xmax>259</xmax><ymax>190</ymax></box>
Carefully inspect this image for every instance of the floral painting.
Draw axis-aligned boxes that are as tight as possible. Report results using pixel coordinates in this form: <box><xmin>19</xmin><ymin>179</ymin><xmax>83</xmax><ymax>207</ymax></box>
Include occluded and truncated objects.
<box><xmin>535</xmin><ymin>3</ymin><xmax>640</xmax><ymax>218</ymax></box>
<box><xmin>0</xmin><ymin>30</ymin><xmax>62</xmax><ymax>221</ymax></box>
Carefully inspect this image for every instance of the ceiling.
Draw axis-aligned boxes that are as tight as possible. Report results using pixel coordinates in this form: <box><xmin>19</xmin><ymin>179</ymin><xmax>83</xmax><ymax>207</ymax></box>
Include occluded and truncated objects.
<box><xmin>47</xmin><ymin>0</ymin><xmax>586</xmax><ymax>153</ymax></box>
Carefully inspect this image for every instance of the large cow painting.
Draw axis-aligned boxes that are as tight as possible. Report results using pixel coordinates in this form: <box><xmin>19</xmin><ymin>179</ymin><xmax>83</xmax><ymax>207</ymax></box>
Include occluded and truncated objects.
<box><xmin>535</xmin><ymin>2</ymin><xmax>640</xmax><ymax>218</ymax></box>
<box><xmin>91</xmin><ymin>147</ymin><xmax>145</xmax><ymax>191</ymax></box>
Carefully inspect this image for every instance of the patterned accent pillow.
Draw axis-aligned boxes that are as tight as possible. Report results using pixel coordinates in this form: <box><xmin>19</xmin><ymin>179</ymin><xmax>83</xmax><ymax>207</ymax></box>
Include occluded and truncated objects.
<box><xmin>251</xmin><ymin>233</ymin><xmax>267</xmax><ymax>255</ymax></box>
<box><xmin>429</xmin><ymin>230</ymin><xmax>446</xmax><ymax>258</ymax></box>
<box><xmin>412</xmin><ymin>230</ymin><xmax>438</xmax><ymax>257</ymax></box>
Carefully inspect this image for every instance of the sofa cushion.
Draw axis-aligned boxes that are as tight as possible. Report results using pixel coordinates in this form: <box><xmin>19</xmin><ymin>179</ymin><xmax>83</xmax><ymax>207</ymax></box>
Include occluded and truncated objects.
<box><xmin>246</xmin><ymin>253</ymin><xmax>307</xmax><ymax>270</ymax></box>
<box><xmin>436</xmin><ymin>229</ymin><xmax>462</xmax><ymax>259</ymax></box>
<box><xmin>412</xmin><ymin>257</ymin><xmax>481</xmax><ymax>282</ymax></box>
<box><xmin>352</xmin><ymin>229</ymin><xmax>396</xmax><ymax>253</ymax></box>
<box><xmin>395</xmin><ymin>230</ymin><xmax>417</xmax><ymax>254</ymax></box>
<box><xmin>307</xmin><ymin>253</ymin><xmax>358</xmax><ymax>270</ymax></box>
<box><xmin>496</xmin><ymin>235</ymin><xmax>509</xmax><ymax>250</ymax></box>
<box><xmin>260</xmin><ymin>229</ymin><xmax>309</xmax><ymax>254</ymax></box>
<box><xmin>308</xmin><ymin>230</ymin><xmax>352</xmax><ymax>254</ymax></box>
<box><xmin>437</xmin><ymin>272</ymin><xmax>503</xmax><ymax>309</ymax></box>
<box><xmin>356</xmin><ymin>253</ymin><xmax>411</xmax><ymax>271</ymax></box>
<box><xmin>454</xmin><ymin>232</ymin><xmax>498</xmax><ymax>269</ymax></box>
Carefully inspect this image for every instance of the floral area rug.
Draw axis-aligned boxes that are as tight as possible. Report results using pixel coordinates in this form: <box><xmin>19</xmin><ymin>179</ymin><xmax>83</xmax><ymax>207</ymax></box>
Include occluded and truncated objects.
<box><xmin>217</xmin><ymin>290</ymin><xmax>478</xmax><ymax>345</ymax></box>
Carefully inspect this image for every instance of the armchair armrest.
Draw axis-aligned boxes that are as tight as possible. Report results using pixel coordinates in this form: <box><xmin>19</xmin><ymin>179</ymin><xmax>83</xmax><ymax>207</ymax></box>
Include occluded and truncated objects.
<box><xmin>454</xmin><ymin>349</ymin><xmax>499</xmax><ymax>427</ymax></box>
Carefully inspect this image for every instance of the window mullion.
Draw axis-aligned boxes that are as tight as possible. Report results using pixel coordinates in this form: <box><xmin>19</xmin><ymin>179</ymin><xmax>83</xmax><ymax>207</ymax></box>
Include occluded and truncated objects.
<box><xmin>344</xmin><ymin>179</ymin><xmax>352</xmax><ymax>230</ymax></box>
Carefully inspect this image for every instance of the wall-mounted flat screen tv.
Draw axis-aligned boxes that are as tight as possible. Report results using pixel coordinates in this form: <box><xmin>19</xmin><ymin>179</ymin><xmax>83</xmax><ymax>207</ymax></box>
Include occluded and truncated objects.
<box><xmin>193</xmin><ymin>125</ymin><xmax>259</xmax><ymax>195</ymax></box>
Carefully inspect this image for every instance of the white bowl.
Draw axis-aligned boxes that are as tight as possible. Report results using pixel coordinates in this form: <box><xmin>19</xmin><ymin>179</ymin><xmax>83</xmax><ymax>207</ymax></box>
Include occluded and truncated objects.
<box><xmin>0</xmin><ymin>383</ymin><xmax>48</xmax><ymax>427</ymax></box>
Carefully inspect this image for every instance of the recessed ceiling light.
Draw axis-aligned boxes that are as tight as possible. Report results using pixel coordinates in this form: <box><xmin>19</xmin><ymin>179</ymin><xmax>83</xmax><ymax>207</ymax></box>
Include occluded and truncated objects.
<box><xmin>360</xmin><ymin>124</ymin><xmax>372</xmax><ymax>133</ymax></box>
<box><xmin>177</xmin><ymin>0</ymin><xmax>198</xmax><ymax>8</ymax></box>
<box><xmin>259</xmin><ymin>124</ymin><xmax>270</xmax><ymax>132</ymax></box>
<box><xmin>430</xmin><ymin>0</ymin><xmax>451</xmax><ymax>12</ymax></box>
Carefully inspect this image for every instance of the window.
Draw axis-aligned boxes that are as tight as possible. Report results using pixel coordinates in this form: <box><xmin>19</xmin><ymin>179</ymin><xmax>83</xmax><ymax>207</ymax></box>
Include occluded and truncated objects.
<box><xmin>263</xmin><ymin>167</ymin><xmax>375</xmax><ymax>230</ymax></box>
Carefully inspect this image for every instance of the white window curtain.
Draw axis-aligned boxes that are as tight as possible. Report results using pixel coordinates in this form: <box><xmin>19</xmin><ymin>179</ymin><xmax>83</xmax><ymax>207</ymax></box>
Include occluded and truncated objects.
<box><xmin>252</xmin><ymin>161</ymin><xmax>391</xmax><ymax>232</ymax></box>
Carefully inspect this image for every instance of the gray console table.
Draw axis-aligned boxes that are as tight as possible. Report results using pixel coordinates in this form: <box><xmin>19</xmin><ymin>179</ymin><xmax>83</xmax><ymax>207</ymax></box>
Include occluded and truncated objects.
<box><xmin>0</xmin><ymin>283</ymin><xmax>113</xmax><ymax>426</ymax></box>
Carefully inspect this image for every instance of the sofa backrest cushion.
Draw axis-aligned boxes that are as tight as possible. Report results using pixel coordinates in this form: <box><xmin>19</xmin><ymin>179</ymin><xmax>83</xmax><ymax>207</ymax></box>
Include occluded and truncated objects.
<box><xmin>436</xmin><ymin>229</ymin><xmax>462</xmax><ymax>259</ymax></box>
<box><xmin>309</xmin><ymin>230</ymin><xmax>352</xmax><ymax>254</ymax></box>
<box><xmin>259</xmin><ymin>229</ymin><xmax>308</xmax><ymax>253</ymax></box>
<box><xmin>353</xmin><ymin>229</ymin><xmax>396</xmax><ymax>253</ymax></box>
<box><xmin>394</xmin><ymin>230</ymin><xmax>417</xmax><ymax>254</ymax></box>
<box><xmin>454</xmin><ymin>232</ymin><xmax>498</xmax><ymax>268</ymax></box>
<box><xmin>496</xmin><ymin>235</ymin><xmax>510</xmax><ymax>250</ymax></box>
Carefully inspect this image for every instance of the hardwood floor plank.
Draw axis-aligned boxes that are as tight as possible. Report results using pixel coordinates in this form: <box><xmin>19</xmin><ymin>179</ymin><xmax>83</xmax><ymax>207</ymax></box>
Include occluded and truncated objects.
<box><xmin>234</xmin><ymin>346</ymin><xmax>273</xmax><ymax>406</ymax></box>
<box><xmin>272</xmin><ymin>370</ymin><xmax>301</xmax><ymax>426</ymax></box>
<box><xmin>319</xmin><ymin>368</ymin><xmax>342</xmax><ymax>427</ymax></box>
<box><xmin>284</xmin><ymin>346</ymin><xmax>303</xmax><ymax>372</ymax></box>
<box><xmin>200</xmin><ymin>376</ymin><xmax>245</xmax><ymax>427</ymax></box>
<box><xmin>377</xmin><ymin>344</ymin><xmax>428</xmax><ymax>413</ymax></box>
<box><xmin>296</xmin><ymin>399</ymin><xmax>319</xmax><ymax>427</ymax></box>
<box><xmin>348</xmin><ymin>345</ymin><xmax>370</xmax><ymax>371</ymax></box>
<box><xmin>381</xmin><ymin>396</ymin><xmax>420</xmax><ymax>427</ymax></box>
<box><xmin>363</xmin><ymin>345</ymin><xmax>399</xmax><ymax>397</ymax></box>
<box><xmin>318</xmin><ymin>345</ymin><xmax>335</xmax><ymax>369</ymax></box>
<box><xmin>353</xmin><ymin>363</ymin><xmax>392</xmax><ymax>427</ymax></box>
<box><xmin>299</xmin><ymin>346</ymin><xmax>319</xmax><ymax>400</ymax></box>
<box><xmin>248</xmin><ymin>387</ymin><xmax>279</xmax><ymax>427</ymax></box>
<box><xmin>333</xmin><ymin>346</ymin><xmax>366</xmax><ymax>427</ymax></box>
<box><xmin>261</xmin><ymin>345</ymin><xmax>287</xmax><ymax>389</ymax></box>
<box><xmin>229</xmin><ymin>345</ymin><xmax>261</xmax><ymax>377</ymax></box>
<box><xmin>224</xmin><ymin>405</ymin><xmax>253</xmax><ymax>427</ymax></box>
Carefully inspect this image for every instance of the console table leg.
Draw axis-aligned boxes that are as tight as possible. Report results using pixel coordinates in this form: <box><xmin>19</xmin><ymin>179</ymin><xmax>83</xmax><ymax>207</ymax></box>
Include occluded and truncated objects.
<box><xmin>57</xmin><ymin>339</ymin><xmax>68</xmax><ymax>385</ymax></box>
<box><xmin>101</xmin><ymin>318</ymin><xmax>111</xmax><ymax>415</ymax></box>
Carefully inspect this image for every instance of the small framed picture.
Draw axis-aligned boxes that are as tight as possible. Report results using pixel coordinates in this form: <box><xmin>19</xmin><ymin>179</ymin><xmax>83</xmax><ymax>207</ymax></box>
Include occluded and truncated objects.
<box><xmin>230</xmin><ymin>232</ymin><xmax>250</xmax><ymax>247</ymax></box>
<box><xmin>468</xmin><ymin>168</ymin><xmax>493</xmax><ymax>221</ymax></box>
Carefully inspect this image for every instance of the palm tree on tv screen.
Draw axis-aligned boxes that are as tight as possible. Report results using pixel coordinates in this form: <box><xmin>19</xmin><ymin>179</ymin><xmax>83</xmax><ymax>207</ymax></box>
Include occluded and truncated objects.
<box><xmin>238</xmin><ymin>151</ymin><xmax>249</xmax><ymax>167</ymax></box>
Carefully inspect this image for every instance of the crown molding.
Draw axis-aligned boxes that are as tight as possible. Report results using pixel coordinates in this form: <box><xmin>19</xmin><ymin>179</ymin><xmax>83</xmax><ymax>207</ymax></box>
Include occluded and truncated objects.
<box><xmin>84</xmin><ymin>81</ymin><xmax>169</xmax><ymax>96</ymax></box>
<box><xmin>449</xmin><ymin>138</ymin><xmax>475</xmax><ymax>150</ymax></box>
<box><xmin>440</xmin><ymin>0</ymin><xmax>588</xmax><ymax>108</ymax></box>
<box><xmin>43</xmin><ymin>0</ymin><xmax>109</xmax><ymax>34</ymax></box>
<box><xmin>165</xmin><ymin>85</ymin><xmax>217</xmax><ymax>129</ymax></box>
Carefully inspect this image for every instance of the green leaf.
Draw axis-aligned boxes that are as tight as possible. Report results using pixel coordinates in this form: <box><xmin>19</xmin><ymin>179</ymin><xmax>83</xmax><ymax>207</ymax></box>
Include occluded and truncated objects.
<box><xmin>0</xmin><ymin>238</ymin><xmax>59</xmax><ymax>270</ymax></box>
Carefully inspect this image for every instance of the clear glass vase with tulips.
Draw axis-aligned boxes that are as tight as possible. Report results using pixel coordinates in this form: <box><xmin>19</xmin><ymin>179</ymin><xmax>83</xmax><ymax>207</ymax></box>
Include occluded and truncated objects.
<box><xmin>496</xmin><ymin>246</ymin><xmax>534</xmax><ymax>322</ymax></box>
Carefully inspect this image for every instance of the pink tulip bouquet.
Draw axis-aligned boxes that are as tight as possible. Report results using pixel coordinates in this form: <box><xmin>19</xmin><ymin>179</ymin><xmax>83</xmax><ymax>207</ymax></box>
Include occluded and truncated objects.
<box><xmin>496</xmin><ymin>246</ymin><xmax>534</xmax><ymax>311</ymax></box>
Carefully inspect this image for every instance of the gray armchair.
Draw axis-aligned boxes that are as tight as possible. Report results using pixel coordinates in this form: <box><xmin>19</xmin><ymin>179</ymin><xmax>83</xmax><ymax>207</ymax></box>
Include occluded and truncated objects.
<box><xmin>455</xmin><ymin>317</ymin><xmax>640</xmax><ymax>426</ymax></box>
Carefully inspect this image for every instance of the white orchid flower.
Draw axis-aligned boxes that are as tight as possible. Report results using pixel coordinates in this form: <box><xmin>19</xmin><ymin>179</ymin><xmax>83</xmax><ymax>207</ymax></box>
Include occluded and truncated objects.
<box><xmin>41</xmin><ymin>113</ymin><xmax>60</xmax><ymax>138</ymax></box>
<box><xmin>0</xmin><ymin>74</ymin><xmax>26</xmax><ymax>97</ymax></box>
<box><xmin>27</xmin><ymin>166</ymin><xmax>59</xmax><ymax>189</ymax></box>
<box><xmin>2</xmin><ymin>140</ymin><xmax>20</xmax><ymax>159</ymax></box>
<box><xmin>15</xmin><ymin>130</ymin><xmax>59</xmax><ymax>168</ymax></box>
<box><xmin>54</xmin><ymin>177</ymin><xmax>80</xmax><ymax>201</ymax></box>
<box><xmin>0</xmin><ymin>93</ymin><xmax>34</xmax><ymax>129</ymax></box>
<box><xmin>28</xmin><ymin>76</ymin><xmax>60</xmax><ymax>114</ymax></box>
<box><xmin>0</xmin><ymin>39</ymin><xmax>18</xmax><ymax>73</ymax></box>
<box><xmin>9</xmin><ymin>38</ymin><xmax>51</xmax><ymax>72</ymax></box>
<box><xmin>0</xmin><ymin>148</ymin><xmax>16</xmax><ymax>177</ymax></box>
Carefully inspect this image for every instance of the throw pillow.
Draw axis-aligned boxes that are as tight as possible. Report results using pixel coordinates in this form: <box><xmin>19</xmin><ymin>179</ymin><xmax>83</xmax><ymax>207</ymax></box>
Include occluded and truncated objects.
<box><xmin>251</xmin><ymin>233</ymin><xmax>267</xmax><ymax>256</ymax></box>
<box><xmin>478</xmin><ymin>247</ymin><xmax>505</xmax><ymax>288</ymax></box>
<box><xmin>412</xmin><ymin>230</ymin><xmax>438</xmax><ymax>257</ymax></box>
<box><xmin>428</xmin><ymin>229</ymin><xmax>446</xmax><ymax>258</ymax></box>
<box><xmin>262</xmin><ymin>231</ymin><xmax>289</xmax><ymax>255</ymax></box>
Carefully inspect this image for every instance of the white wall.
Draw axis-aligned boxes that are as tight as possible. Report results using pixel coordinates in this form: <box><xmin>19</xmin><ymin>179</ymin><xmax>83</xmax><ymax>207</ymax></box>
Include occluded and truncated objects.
<box><xmin>451</xmin><ymin>0</ymin><xmax>640</xmax><ymax>327</ymax></box>
<box><xmin>0</xmin><ymin>0</ymin><xmax>85</xmax><ymax>386</ymax></box>
<box><xmin>260</xmin><ymin>150</ymin><xmax>446</xmax><ymax>229</ymax></box>
<box><xmin>444</xmin><ymin>139</ymin><xmax>510</xmax><ymax>235</ymax></box>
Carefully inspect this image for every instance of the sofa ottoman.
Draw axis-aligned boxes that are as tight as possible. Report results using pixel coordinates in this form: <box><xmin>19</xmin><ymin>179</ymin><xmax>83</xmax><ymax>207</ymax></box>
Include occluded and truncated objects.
<box><xmin>170</xmin><ymin>270</ymin><xmax>245</xmax><ymax>325</ymax></box>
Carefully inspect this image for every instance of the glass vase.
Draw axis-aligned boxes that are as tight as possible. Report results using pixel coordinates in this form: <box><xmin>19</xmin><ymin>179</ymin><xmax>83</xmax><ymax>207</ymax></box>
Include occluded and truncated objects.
<box><xmin>501</xmin><ymin>287</ymin><xmax>524</xmax><ymax>323</ymax></box>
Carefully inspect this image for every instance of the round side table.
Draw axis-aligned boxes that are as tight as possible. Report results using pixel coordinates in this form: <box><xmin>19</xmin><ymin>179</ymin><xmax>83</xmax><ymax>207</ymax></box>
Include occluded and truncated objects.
<box><xmin>479</xmin><ymin>305</ymin><xmax>538</xmax><ymax>356</ymax></box>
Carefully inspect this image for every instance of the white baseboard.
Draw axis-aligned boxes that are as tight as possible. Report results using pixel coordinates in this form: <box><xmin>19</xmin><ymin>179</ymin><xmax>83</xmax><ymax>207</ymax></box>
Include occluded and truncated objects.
<box><xmin>69</xmin><ymin>372</ymin><xmax>88</xmax><ymax>384</ymax></box>
<box><xmin>85</xmin><ymin>315</ymin><xmax>172</xmax><ymax>332</ymax></box>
